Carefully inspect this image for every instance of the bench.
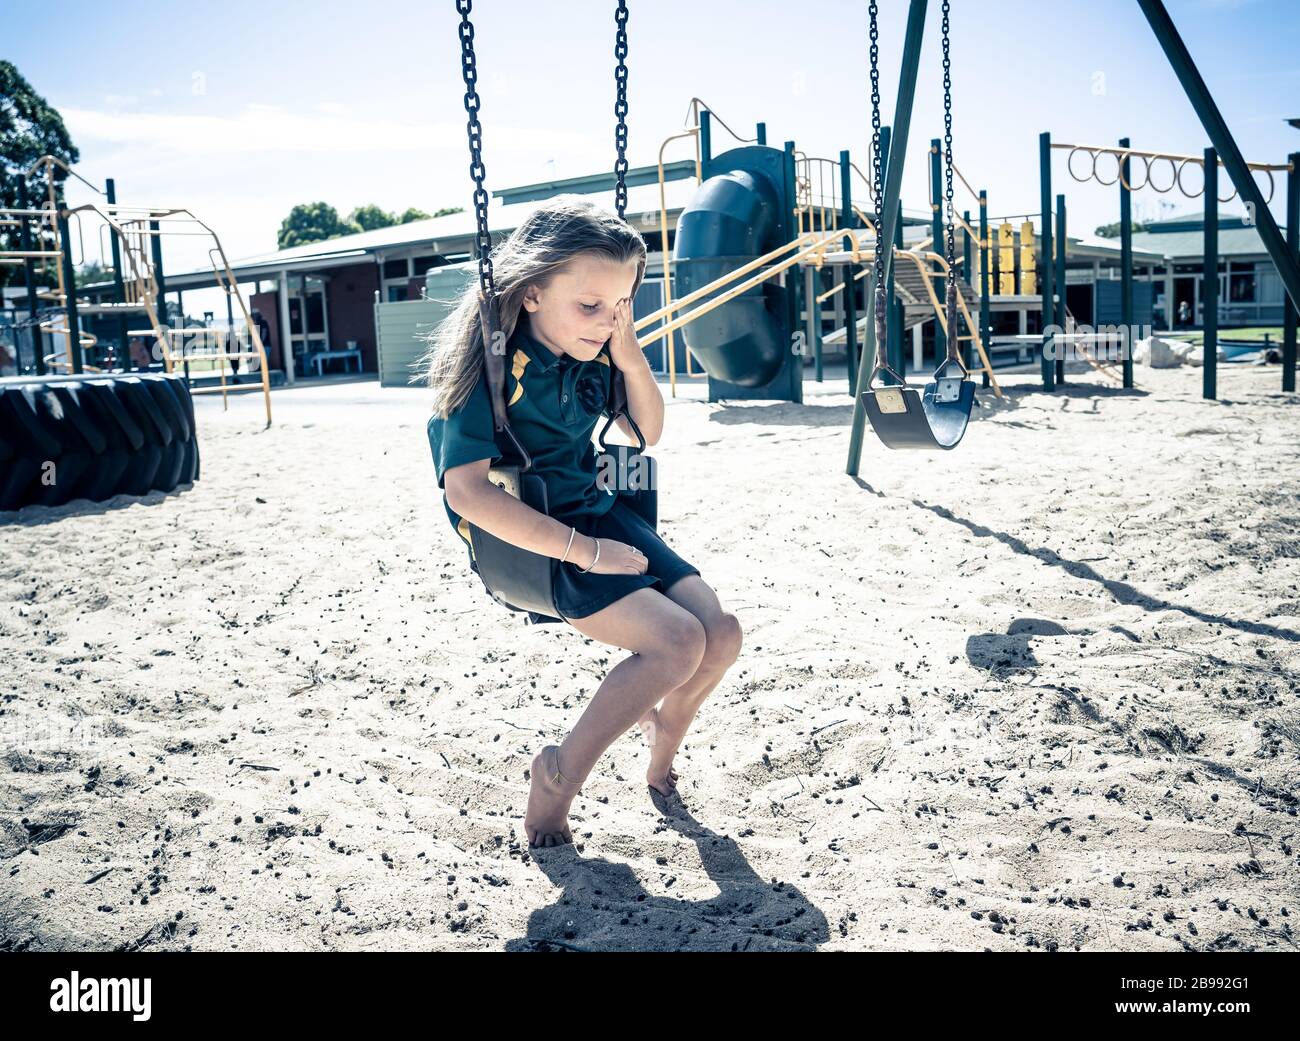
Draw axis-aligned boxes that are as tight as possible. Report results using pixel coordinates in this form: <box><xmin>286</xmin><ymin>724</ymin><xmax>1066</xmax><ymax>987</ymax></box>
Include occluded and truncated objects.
<box><xmin>309</xmin><ymin>348</ymin><xmax>362</xmax><ymax>377</ymax></box>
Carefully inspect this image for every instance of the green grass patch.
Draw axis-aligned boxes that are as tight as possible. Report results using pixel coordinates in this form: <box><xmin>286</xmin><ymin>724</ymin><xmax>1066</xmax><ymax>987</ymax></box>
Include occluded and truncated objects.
<box><xmin>1164</xmin><ymin>326</ymin><xmax>1282</xmax><ymax>344</ymax></box>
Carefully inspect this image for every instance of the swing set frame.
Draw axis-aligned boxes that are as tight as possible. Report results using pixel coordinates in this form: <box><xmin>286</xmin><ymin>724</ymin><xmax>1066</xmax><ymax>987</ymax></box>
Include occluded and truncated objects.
<box><xmin>844</xmin><ymin>0</ymin><xmax>1300</xmax><ymax>475</ymax></box>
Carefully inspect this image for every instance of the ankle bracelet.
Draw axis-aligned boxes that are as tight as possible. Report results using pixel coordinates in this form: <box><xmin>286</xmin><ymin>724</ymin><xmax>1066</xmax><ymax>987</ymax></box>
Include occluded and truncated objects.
<box><xmin>551</xmin><ymin>748</ymin><xmax>579</xmax><ymax>785</ymax></box>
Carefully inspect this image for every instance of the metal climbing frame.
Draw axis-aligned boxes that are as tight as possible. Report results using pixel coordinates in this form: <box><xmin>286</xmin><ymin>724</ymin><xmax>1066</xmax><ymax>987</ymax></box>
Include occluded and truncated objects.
<box><xmin>1046</xmin><ymin>135</ymin><xmax>1297</xmax><ymax>399</ymax></box>
<box><xmin>0</xmin><ymin>155</ymin><xmax>273</xmax><ymax>426</ymax></box>
<box><xmin>844</xmin><ymin>0</ymin><xmax>1300</xmax><ymax>475</ymax></box>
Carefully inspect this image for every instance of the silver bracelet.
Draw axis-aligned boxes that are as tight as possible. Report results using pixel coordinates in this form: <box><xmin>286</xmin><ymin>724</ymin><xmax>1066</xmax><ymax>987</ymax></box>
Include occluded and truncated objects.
<box><xmin>560</xmin><ymin>526</ymin><xmax>577</xmax><ymax>563</ymax></box>
<box><xmin>577</xmin><ymin>537</ymin><xmax>601</xmax><ymax>574</ymax></box>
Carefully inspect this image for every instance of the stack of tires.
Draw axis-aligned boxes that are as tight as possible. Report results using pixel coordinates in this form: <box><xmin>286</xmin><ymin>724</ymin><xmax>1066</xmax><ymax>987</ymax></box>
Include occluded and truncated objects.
<box><xmin>0</xmin><ymin>373</ymin><xmax>200</xmax><ymax>511</ymax></box>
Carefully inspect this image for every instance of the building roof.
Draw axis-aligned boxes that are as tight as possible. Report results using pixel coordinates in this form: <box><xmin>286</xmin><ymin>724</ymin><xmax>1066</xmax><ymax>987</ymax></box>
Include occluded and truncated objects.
<box><xmin>72</xmin><ymin>160</ymin><xmax>972</xmax><ymax>296</ymax></box>
<box><xmin>1129</xmin><ymin>226</ymin><xmax>1271</xmax><ymax>259</ymax></box>
<box><xmin>1125</xmin><ymin>210</ymin><xmax>1273</xmax><ymax>259</ymax></box>
<box><xmin>81</xmin><ymin>173</ymin><xmax>705</xmax><ymax>294</ymax></box>
<box><xmin>1064</xmin><ymin>234</ymin><xmax>1164</xmax><ymax>264</ymax></box>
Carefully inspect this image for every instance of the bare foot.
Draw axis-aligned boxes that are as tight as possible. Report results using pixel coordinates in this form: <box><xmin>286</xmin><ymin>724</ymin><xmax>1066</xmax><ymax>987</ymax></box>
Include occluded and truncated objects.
<box><xmin>636</xmin><ymin>706</ymin><xmax>681</xmax><ymax>797</ymax></box>
<box><xmin>524</xmin><ymin>745</ymin><xmax>580</xmax><ymax>849</ymax></box>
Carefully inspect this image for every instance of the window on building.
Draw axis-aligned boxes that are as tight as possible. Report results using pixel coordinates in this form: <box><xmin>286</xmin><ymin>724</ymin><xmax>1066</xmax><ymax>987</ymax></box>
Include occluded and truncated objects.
<box><xmin>306</xmin><ymin>293</ymin><xmax>325</xmax><ymax>334</ymax></box>
<box><xmin>383</xmin><ymin>258</ymin><xmax>409</xmax><ymax>280</ymax></box>
<box><xmin>413</xmin><ymin>255</ymin><xmax>443</xmax><ymax>276</ymax></box>
<box><xmin>1229</xmin><ymin>268</ymin><xmax>1256</xmax><ymax>302</ymax></box>
<box><xmin>990</xmin><ymin>312</ymin><xmax>1020</xmax><ymax>336</ymax></box>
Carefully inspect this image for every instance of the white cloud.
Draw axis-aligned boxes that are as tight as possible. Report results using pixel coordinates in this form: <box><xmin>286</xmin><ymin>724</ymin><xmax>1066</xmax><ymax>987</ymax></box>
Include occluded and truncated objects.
<box><xmin>60</xmin><ymin>103</ymin><xmax>597</xmax><ymax>158</ymax></box>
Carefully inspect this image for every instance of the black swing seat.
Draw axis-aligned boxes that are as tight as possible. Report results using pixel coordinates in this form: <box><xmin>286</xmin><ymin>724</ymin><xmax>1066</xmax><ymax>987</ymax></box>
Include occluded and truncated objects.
<box><xmin>469</xmin><ymin>440</ymin><xmax>659</xmax><ymax>622</ymax></box>
<box><xmin>469</xmin><ymin>464</ymin><xmax>560</xmax><ymax>620</ymax></box>
<box><xmin>861</xmin><ymin>374</ymin><xmax>976</xmax><ymax>450</ymax></box>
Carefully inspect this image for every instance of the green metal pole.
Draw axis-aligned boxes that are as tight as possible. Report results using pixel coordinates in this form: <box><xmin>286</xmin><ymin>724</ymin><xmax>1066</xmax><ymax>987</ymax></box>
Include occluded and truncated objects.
<box><xmin>225</xmin><ymin>279</ymin><xmax>237</xmax><ymax>381</ymax></box>
<box><xmin>929</xmin><ymin>137</ymin><xmax>945</xmax><ymax>363</ymax></box>
<box><xmin>1039</xmin><ymin>131</ymin><xmax>1055</xmax><ymax>390</ymax></box>
<box><xmin>756</xmin><ymin>121</ymin><xmax>766</xmax><ymax>146</ymax></box>
<box><xmin>149</xmin><ymin>221</ymin><xmax>168</xmax><ymax>327</ymax></box>
<box><xmin>881</xmin><ymin>127</ymin><xmax>899</xmax><ymax>374</ymax></box>
<box><xmin>1055</xmin><ymin>192</ymin><xmax>1067</xmax><ymax>384</ymax></box>
<box><xmin>892</xmin><ymin>203</ymin><xmax>905</xmax><ymax>374</ymax></box>
<box><xmin>783</xmin><ymin>140</ymin><xmax>802</xmax><ymax>404</ymax></box>
<box><xmin>963</xmin><ymin>207</ymin><xmax>972</xmax><ymax>370</ymax></box>
<box><xmin>1137</xmin><ymin>0</ymin><xmax>1300</xmax><ymax>324</ymax></box>
<box><xmin>840</xmin><ymin>148</ymin><xmax>858</xmax><ymax>394</ymax></box>
<box><xmin>814</xmin><ymin>268</ymin><xmax>824</xmax><ymax>381</ymax></box>
<box><xmin>1203</xmin><ymin>147</ymin><xmax>1218</xmax><ymax>400</ymax></box>
<box><xmin>699</xmin><ymin>109</ymin><xmax>712</xmax><ymax>167</ymax></box>
<box><xmin>150</xmin><ymin>219</ymin><xmax>170</xmax><ymax>371</ymax></box>
<box><xmin>846</xmin><ymin>0</ymin><xmax>928</xmax><ymax>476</ymax></box>
<box><xmin>979</xmin><ymin>190</ymin><xmax>990</xmax><ymax>389</ymax></box>
<box><xmin>56</xmin><ymin>212</ymin><xmax>84</xmax><ymax>375</ymax></box>
<box><xmin>1120</xmin><ymin>137</ymin><xmax>1134</xmax><ymax>388</ymax></box>
<box><xmin>105</xmin><ymin>178</ymin><xmax>130</xmax><ymax>372</ymax></box>
<box><xmin>1284</xmin><ymin>152</ymin><xmax>1298</xmax><ymax>393</ymax></box>
<box><xmin>17</xmin><ymin>177</ymin><xmax>45</xmax><ymax>375</ymax></box>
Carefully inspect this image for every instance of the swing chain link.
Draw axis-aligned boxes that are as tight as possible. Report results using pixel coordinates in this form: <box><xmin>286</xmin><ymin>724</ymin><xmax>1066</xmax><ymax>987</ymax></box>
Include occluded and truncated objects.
<box><xmin>941</xmin><ymin>0</ymin><xmax>960</xmax><ymax>366</ymax></box>
<box><xmin>868</xmin><ymin>0</ymin><xmax>888</xmax><ymax>366</ymax></box>
<box><xmin>865</xmin><ymin>0</ymin><xmax>904</xmax><ymax>389</ymax></box>
<box><xmin>457</xmin><ymin>0</ymin><xmax>495</xmax><ymax>297</ymax></box>
<box><xmin>614</xmin><ymin>0</ymin><xmax>630</xmax><ymax>219</ymax></box>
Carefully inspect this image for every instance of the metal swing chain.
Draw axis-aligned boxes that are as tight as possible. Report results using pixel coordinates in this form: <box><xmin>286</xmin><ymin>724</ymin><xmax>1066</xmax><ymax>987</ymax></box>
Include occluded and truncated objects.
<box><xmin>867</xmin><ymin>0</ymin><xmax>898</xmax><ymax>387</ymax></box>
<box><xmin>457</xmin><ymin>0</ymin><xmax>494</xmax><ymax>298</ymax></box>
<box><xmin>868</xmin><ymin>1</ymin><xmax>888</xmax><ymax>360</ymax></box>
<box><xmin>941</xmin><ymin>0</ymin><xmax>960</xmax><ymax>366</ymax></box>
<box><xmin>614</xmin><ymin>1</ymin><xmax>630</xmax><ymax>219</ymax></box>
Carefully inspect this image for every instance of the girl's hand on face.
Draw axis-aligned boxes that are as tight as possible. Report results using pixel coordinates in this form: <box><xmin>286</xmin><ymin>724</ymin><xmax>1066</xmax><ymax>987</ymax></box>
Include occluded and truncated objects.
<box><xmin>607</xmin><ymin>299</ymin><xmax>641</xmax><ymax>372</ymax></box>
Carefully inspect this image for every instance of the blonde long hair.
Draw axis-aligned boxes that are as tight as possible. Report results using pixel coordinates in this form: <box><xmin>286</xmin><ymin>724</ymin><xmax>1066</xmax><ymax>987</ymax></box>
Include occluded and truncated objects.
<box><xmin>421</xmin><ymin>195</ymin><xmax>647</xmax><ymax>418</ymax></box>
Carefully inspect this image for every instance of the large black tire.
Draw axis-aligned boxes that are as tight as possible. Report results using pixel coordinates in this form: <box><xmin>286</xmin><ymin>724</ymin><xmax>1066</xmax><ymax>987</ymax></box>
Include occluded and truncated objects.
<box><xmin>0</xmin><ymin>373</ymin><xmax>201</xmax><ymax>512</ymax></box>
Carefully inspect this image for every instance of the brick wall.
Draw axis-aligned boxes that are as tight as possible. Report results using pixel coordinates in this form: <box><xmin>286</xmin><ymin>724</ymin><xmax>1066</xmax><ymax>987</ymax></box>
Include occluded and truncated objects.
<box><xmin>325</xmin><ymin>262</ymin><xmax>381</xmax><ymax>372</ymax></box>
<box><xmin>249</xmin><ymin>291</ymin><xmax>281</xmax><ymax>371</ymax></box>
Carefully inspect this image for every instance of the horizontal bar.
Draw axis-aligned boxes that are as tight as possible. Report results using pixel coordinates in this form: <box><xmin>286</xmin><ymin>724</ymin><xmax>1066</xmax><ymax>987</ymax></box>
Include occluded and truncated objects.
<box><xmin>188</xmin><ymin>383</ymin><xmax>271</xmax><ymax>395</ymax></box>
<box><xmin>1049</xmin><ymin>140</ymin><xmax>1290</xmax><ymax>172</ymax></box>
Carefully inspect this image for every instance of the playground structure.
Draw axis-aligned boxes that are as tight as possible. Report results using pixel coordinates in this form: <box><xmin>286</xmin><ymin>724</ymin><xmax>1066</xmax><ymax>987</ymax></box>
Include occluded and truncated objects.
<box><xmin>596</xmin><ymin>0</ymin><xmax>1300</xmax><ymax>464</ymax></box>
<box><xmin>0</xmin><ymin>155</ymin><xmax>274</xmax><ymax>425</ymax></box>
<box><xmin>0</xmin><ymin>156</ymin><xmax>276</xmax><ymax>510</ymax></box>
<box><xmin>6</xmin><ymin>0</ymin><xmax>1294</xmax><ymax>486</ymax></box>
<box><xmin>637</xmin><ymin>110</ymin><xmax>1001</xmax><ymax>405</ymax></box>
<box><xmin>1043</xmin><ymin>135</ymin><xmax>1298</xmax><ymax>400</ymax></box>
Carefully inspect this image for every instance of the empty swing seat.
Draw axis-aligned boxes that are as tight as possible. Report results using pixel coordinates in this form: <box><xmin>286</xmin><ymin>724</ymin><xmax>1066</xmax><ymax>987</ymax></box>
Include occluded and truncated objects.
<box><xmin>861</xmin><ymin>375</ymin><xmax>976</xmax><ymax>451</ymax></box>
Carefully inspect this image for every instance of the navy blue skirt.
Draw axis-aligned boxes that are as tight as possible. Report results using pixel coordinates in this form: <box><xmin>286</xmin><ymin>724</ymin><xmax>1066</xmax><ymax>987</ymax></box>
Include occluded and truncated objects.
<box><xmin>527</xmin><ymin>497</ymin><xmax>700</xmax><ymax>625</ymax></box>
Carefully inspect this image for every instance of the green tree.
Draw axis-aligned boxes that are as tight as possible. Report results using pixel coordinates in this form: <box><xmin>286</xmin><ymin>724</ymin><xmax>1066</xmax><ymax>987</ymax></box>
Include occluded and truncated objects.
<box><xmin>348</xmin><ymin>203</ymin><xmax>396</xmax><ymax>231</ymax></box>
<box><xmin>0</xmin><ymin>61</ymin><xmax>79</xmax><ymax>289</ymax></box>
<box><xmin>397</xmin><ymin>206</ymin><xmax>463</xmax><ymax>223</ymax></box>
<box><xmin>1094</xmin><ymin>220</ymin><xmax>1147</xmax><ymax>238</ymax></box>
<box><xmin>77</xmin><ymin>260</ymin><xmax>116</xmax><ymax>285</ymax></box>
<box><xmin>277</xmin><ymin>201</ymin><xmax>362</xmax><ymax>249</ymax></box>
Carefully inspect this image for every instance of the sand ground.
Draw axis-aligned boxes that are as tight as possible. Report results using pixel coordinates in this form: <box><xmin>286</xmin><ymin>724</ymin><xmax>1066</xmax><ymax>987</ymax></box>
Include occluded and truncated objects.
<box><xmin>1</xmin><ymin>361</ymin><xmax>1297</xmax><ymax>951</ymax></box>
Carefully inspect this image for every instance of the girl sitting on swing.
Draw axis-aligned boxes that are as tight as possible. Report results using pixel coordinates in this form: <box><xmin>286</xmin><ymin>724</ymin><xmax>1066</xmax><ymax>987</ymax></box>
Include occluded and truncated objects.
<box><xmin>424</xmin><ymin>196</ymin><xmax>743</xmax><ymax>849</ymax></box>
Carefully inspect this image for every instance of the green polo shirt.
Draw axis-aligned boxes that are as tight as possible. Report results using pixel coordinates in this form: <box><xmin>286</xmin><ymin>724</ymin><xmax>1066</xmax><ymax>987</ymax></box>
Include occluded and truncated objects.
<box><xmin>427</xmin><ymin>323</ymin><xmax>620</xmax><ymax>562</ymax></box>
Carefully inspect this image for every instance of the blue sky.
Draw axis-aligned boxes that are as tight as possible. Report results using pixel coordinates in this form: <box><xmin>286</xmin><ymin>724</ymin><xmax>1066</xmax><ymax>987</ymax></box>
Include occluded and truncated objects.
<box><xmin>6</xmin><ymin>0</ymin><xmax>1299</xmax><ymax>309</ymax></box>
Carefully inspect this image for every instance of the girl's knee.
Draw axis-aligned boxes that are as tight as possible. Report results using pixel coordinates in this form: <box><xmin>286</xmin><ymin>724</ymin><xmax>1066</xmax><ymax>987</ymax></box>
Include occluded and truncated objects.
<box><xmin>648</xmin><ymin>612</ymin><xmax>707</xmax><ymax>684</ymax></box>
<box><xmin>702</xmin><ymin>611</ymin><xmax>743</xmax><ymax>671</ymax></box>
